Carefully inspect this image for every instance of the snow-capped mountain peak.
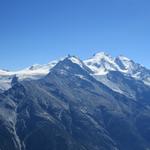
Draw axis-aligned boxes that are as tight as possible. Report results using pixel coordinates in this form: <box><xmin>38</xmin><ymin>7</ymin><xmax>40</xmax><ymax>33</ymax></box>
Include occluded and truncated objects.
<box><xmin>84</xmin><ymin>52</ymin><xmax>118</xmax><ymax>75</ymax></box>
<box><xmin>91</xmin><ymin>52</ymin><xmax>113</xmax><ymax>62</ymax></box>
<box><xmin>67</xmin><ymin>55</ymin><xmax>85</xmax><ymax>69</ymax></box>
<box><xmin>84</xmin><ymin>51</ymin><xmax>150</xmax><ymax>86</ymax></box>
<box><xmin>84</xmin><ymin>52</ymin><xmax>141</xmax><ymax>75</ymax></box>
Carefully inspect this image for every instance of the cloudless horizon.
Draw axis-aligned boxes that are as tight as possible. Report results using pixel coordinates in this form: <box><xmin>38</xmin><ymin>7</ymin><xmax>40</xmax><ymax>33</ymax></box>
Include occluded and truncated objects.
<box><xmin>0</xmin><ymin>0</ymin><xmax>150</xmax><ymax>70</ymax></box>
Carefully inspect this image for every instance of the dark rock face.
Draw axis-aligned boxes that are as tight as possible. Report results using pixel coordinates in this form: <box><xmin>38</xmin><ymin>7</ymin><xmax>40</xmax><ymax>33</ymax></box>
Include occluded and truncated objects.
<box><xmin>0</xmin><ymin>57</ymin><xmax>150</xmax><ymax>150</ymax></box>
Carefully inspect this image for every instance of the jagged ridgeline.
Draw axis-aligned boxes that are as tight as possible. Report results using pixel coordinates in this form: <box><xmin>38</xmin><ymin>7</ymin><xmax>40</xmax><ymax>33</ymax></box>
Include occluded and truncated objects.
<box><xmin>0</xmin><ymin>52</ymin><xmax>150</xmax><ymax>150</ymax></box>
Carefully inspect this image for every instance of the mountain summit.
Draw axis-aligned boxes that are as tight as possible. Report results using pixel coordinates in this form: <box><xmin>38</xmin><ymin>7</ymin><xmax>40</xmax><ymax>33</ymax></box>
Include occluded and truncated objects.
<box><xmin>84</xmin><ymin>52</ymin><xmax>150</xmax><ymax>86</ymax></box>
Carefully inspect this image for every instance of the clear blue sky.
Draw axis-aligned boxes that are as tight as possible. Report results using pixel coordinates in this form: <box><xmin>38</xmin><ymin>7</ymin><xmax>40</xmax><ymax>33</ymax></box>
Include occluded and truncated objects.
<box><xmin>0</xmin><ymin>0</ymin><xmax>150</xmax><ymax>70</ymax></box>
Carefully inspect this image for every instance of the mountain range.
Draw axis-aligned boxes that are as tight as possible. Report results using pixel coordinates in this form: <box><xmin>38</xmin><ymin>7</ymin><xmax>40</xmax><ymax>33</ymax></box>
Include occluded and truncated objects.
<box><xmin>0</xmin><ymin>52</ymin><xmax>150</xmax><ymax>150</ymax></box>
<box><xmin>0</xmin><ymin>52</ymin><xmax>150</xmax><ymax>95</ymax></box>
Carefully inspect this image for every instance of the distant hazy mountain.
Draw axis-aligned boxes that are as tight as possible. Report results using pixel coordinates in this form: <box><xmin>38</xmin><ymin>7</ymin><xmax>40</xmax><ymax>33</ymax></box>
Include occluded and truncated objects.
<box><xmin>0</xmin><ymin>52</ymin><xmax>150</xmax><ymax>150</ymax></box>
